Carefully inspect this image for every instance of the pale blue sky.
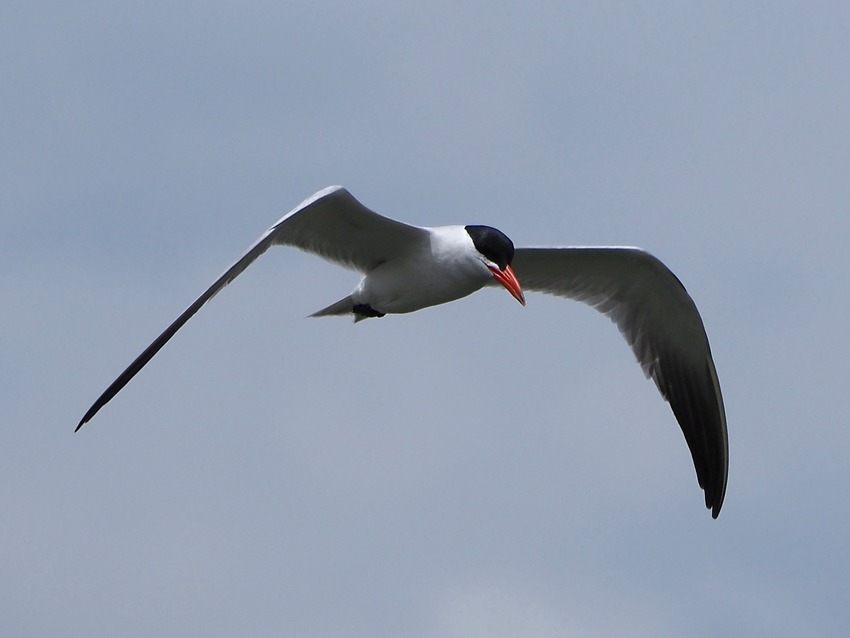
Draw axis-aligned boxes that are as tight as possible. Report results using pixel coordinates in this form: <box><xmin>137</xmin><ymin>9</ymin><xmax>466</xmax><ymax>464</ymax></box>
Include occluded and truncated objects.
<box><xmin>3</xmin><ymin>2</ymin><xmax>849</xmax><ymax>636</ymax></box>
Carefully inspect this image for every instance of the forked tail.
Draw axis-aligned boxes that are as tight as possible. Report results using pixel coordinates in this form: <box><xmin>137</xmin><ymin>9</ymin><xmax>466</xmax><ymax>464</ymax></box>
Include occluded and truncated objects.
<box><xmin>310</xmin><ymin>296</ymin><xmax>354</xmax><ymax>318</ymax></box>
<box><xmin>310</xmin><ymin>296</ymin><xmax>383</xmax><ymax>322</ymax></box>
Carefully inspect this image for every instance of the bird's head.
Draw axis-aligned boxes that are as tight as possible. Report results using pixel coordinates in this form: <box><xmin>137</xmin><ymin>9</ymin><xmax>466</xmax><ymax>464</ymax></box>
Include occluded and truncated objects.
<box><xmin>464</xmin><ymin>225</ymin><xmax>526</xmax><ymax>306</ymax></box>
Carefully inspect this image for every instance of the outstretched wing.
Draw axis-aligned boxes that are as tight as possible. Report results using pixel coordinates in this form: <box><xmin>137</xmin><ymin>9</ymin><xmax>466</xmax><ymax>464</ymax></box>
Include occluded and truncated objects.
<box><xmin>76</xmin><ymin>186</ymin><xmax>428</xmax><ymax>430</ymax></box>
<box><xmin>511</xmin><ymin>247</ymin><xmax>728</xmax><ymax>518</ymax></box>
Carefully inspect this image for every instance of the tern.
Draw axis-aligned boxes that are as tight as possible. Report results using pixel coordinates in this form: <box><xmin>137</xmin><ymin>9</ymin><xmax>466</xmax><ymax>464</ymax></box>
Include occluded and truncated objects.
<box><xmin>77</xmin><ymin>186</ymin><xmax>728</xmax><ymax>518</ymax></box>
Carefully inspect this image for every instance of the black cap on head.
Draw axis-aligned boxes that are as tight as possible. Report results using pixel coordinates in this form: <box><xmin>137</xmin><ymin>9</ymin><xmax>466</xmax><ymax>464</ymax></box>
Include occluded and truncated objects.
<box><xmin>464</xmin><ymin>225</ymin><xmax>515</xmax><ymax>271</ymax></box>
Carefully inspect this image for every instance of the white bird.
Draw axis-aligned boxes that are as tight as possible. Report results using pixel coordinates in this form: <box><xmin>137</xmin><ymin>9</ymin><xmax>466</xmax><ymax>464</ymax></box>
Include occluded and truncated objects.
<box><xmin>77</xmin><ymin>186</ymin><xmax>728</xmax><ymax>518</ymax></box>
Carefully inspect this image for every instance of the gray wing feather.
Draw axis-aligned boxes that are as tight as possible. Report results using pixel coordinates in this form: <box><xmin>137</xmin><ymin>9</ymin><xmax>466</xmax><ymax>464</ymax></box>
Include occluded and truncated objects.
<box><xmin>266</xmin><ymin>186</ymin><xmax>428</xmax><ymax>272</ymax></box>
<box><xmin>77</xmin><ymin>186</ymin><xmax>427</xmax><ymax>430</ymax></box>
<box><xmin>512</xmin><ymin>247</ymin><xmax>728</xmax><ymax>518</ymax></box>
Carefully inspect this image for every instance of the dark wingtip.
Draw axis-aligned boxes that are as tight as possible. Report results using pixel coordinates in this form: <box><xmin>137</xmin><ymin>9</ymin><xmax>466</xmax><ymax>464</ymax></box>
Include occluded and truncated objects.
<box><xmin>708</xmin><ymin>479</ymin><xmax>727</xmax><ymax>519</ymax></box>
<box><xmin>75</xmin><ymin>410</ymin><xmax>94</xmax><ymax>432</ymax></box>
<box><xmin>710</xmin><ymin>495</ymin><xmax>721</xmax><ymax>519</ymax></box>
<box><xmin>703</xmin><ymin>457</ymin><xmax>727</xmax><ymax>519</ymax></box>
<box><xmin>75</xmin><ymin>399</ymin><xmax>105</xmax><ymax>432</ymax></box>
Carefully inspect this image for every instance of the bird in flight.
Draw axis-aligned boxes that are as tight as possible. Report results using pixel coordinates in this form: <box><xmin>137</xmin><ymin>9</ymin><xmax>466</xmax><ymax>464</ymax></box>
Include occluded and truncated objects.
<box><xmin>77</xmin><ymin>186</ymin><xmax>728</xmax><ymax>517</ymax></box>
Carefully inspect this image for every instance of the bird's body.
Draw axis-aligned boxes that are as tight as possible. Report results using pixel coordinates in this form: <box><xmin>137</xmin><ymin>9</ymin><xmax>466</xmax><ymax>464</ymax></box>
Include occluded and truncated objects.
<box><xmin>314</xmin><ymin>225</ymin><xmax>502</xmax><ymax>319</ymax></box>
<box><xmin>77</xmin><ymin>185</ymin><xmax>728</xmax><ymax>518</ymax></box>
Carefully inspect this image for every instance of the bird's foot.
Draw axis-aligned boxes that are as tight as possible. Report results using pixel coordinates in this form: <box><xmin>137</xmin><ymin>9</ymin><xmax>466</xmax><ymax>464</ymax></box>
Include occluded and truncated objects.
<box><xmin>353</xmin><ymin>304</ymin><xmax>385</xmax><ymax>320</ymax></box>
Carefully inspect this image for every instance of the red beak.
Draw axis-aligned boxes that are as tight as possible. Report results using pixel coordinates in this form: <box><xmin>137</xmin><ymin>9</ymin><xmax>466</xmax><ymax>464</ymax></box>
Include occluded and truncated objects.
<box><xmin>489</xmin><ymin>264</ymin><xmax>526</xmax><ymax>306</ymax></box>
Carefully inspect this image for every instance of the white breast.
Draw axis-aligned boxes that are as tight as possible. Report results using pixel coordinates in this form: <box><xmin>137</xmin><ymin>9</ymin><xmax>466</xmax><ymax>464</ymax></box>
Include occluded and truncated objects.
<box><xmin>352</xmin><ymin>226</ymin><xmax>491</xmax><ymax>314</ymax></box>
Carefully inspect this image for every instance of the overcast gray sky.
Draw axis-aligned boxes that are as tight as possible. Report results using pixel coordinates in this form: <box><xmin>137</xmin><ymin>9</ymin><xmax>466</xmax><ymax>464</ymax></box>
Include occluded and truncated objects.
<box><xmin>3</xmin><ymin>2</ymin><xmax>849</xmax><ymax>636</ymax></box>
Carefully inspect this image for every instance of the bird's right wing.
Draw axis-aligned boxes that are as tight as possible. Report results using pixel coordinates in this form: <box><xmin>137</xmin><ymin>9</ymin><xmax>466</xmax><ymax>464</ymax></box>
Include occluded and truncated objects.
<box><xmin>511</xmin><ymin>247</ymin><xmax>728</xmax><ymax>518</ymax></box>
<box><xmin>76</xmin><ymin>186</ymin><xmax>428</xmax><ymax>430</ymax></box>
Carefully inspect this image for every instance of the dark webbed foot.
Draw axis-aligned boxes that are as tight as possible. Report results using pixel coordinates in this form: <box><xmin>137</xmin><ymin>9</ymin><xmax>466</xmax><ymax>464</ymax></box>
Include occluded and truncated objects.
<box><xmin>353</xmin><ymin>304</ymin><xmax>385</xmax><ymax>319</ymax></box>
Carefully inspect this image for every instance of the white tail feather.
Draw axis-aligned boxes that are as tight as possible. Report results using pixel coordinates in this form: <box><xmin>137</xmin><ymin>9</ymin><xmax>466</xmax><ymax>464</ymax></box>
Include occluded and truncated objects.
<box><xmin>310</xmin><ymin>296</ymin><xmax>354</xmax><ymax>318</ymax></box>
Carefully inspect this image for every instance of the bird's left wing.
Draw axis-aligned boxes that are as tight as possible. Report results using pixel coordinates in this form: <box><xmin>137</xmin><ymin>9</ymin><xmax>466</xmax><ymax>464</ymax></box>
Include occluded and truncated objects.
<box><xmin>76</xmin><ymin>186</ymin><xmax>428</xmax><ymax>430</ymax></box>
<box><xmin>511</xmin><ymin>247</ymin><xmax>728</xmax><ymax>518</ymax></box>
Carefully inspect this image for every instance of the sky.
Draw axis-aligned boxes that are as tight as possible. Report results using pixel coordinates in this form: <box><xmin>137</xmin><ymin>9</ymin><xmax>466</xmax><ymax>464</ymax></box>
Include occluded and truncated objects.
<box><xmin>3</xmin><ymin>2</ymin><xmax>849</xmax><ymax>636</ymax></box>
